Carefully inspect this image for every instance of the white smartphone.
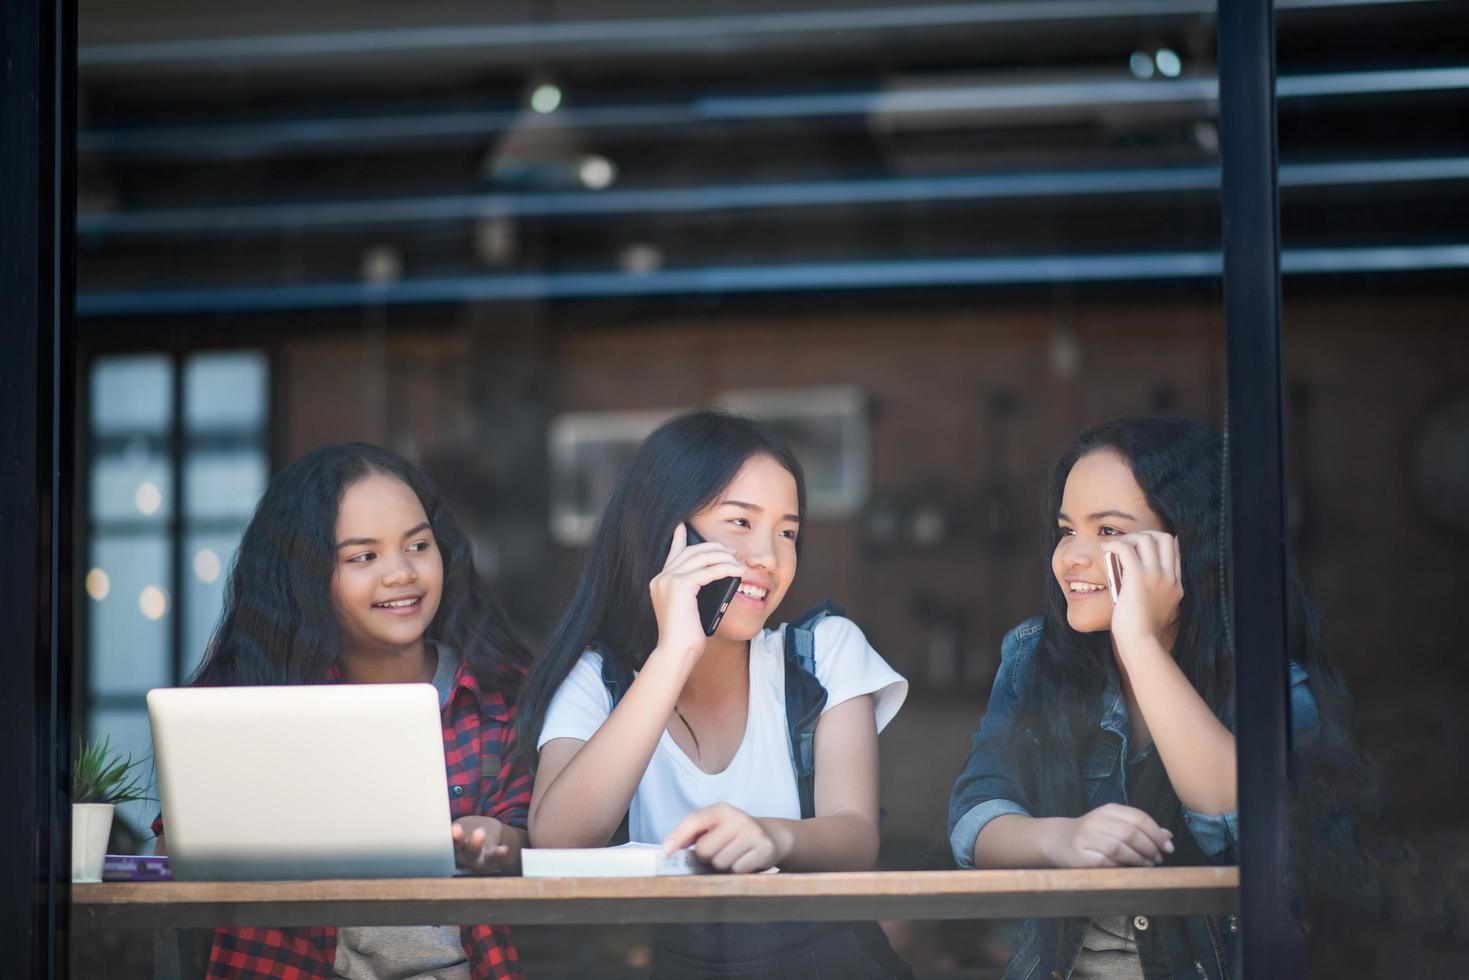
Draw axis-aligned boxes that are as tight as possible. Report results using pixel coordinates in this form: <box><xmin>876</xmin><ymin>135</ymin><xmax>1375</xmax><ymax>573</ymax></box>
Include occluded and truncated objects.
<box><xmin>1104</xmin><ymin>551</ymin><xmax>1122</xmax><ymax>605</ymax></box>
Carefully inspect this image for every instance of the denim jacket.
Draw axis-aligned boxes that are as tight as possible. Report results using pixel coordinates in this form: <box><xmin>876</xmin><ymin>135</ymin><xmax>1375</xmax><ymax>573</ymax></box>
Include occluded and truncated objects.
<box><xmin>947</xmin><ymin>618</ymin><xmax>1319</xmax><ymax>980</ymax></box>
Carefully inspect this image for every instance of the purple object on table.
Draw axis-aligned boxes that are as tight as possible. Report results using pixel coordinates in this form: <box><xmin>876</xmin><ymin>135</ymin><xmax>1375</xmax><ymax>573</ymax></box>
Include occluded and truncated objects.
<box><xmin>102</xmin><ymin>854</ymin><xmax>171</xmax><ymax>881</ymax></box>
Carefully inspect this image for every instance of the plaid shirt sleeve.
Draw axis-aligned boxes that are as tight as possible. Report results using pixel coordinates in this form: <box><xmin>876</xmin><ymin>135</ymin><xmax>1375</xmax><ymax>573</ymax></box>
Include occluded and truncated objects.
<box><xmin>446</xmin><ymin>669</ymin><xmax>528</xmax><ymax>980</ymax></box>
<box><xmin>207</xmin><ymin>927</ymin><xmax>337</xmax><ymax>979</ymax></box>
<box><xmin>149</xmin><ymin>819</ymin><xmax>341</xmax><ymax>978</ymax></box>
<box><xmin>481</xmin><ymin>700</ymin><xmax>532</xmax><ymax>832</ymax></box>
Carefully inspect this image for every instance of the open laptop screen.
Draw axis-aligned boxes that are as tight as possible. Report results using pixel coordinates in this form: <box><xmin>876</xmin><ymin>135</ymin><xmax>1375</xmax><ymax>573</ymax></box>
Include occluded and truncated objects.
<box><xmin>148</xmin><ymin>683</ymin><xmax>456</xmax><ymax>881</ymax></box>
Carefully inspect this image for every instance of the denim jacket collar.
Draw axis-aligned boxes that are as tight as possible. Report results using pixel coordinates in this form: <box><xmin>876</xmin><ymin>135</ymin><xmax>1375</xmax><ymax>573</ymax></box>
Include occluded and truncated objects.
<box><xmin>1097</xmin><ymin>670</ymin><xmax>1158</xmax><ymax>770</ymax></box>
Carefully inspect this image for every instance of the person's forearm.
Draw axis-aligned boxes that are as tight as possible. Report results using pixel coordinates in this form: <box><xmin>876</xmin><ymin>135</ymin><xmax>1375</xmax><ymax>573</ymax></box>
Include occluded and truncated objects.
<box><xmin>971</xmin><ymin>813</ymin><xmax>1070</xmax><ymax>869</ymax></box>
<box><xmin>758</xmin><ymin>810</ymin><xmax>880</xmax><ymax>872</ymax></box>
<box><xmin>1119</xmin><ymin>636</ymin><xmax>1237</xmax><ymax>814</ymax></box>
<box><xmin>529</xmin><ymin>644</ymin><xmax>697</xmax><ymax>847</ymax></box>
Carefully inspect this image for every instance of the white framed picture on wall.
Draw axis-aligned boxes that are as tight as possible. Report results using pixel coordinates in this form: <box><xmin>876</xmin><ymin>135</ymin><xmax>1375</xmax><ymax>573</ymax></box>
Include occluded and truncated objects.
<box><xmin>719</xmin><ymin>385</ymin><xmax>869</xmax><ymax>518</ymax></box>
<box><xmin>548</xmin><ymin>408</ymin><xmax>681</xmax><ymax>545</ymax></box>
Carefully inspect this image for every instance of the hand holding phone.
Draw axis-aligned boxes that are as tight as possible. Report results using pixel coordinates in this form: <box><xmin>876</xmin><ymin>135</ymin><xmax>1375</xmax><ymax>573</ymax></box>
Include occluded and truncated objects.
<box><xmin>683</xmin><ymin>523</ymin><xmax>742</xmax><ymax>636</ymax></box>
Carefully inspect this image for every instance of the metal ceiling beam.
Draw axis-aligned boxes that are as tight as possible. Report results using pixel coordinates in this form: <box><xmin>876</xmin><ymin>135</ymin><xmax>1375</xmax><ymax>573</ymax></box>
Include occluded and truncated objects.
<box><xmin>76</xmin><ymin>243</ymin><xmax>1469</xmax><ymax>317</ymax></box>
<box><xmin>78</xmin><ymin>66</ymin><xmax>1469</xmax><ymax>160</ymax></box>
<box><xmin>78</xmin><ymin>0</ymin><xmax>1447</xmax><ymax>70</ymax></box>
<box><xmin>75</xmin><ymin>157</ymin><xmax>1469</xmax><ymax>237</ymax></box>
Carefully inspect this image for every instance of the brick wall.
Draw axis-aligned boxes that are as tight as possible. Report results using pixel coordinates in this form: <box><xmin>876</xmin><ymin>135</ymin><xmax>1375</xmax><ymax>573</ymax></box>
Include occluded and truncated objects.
<box><xmin>277</xmin><ymin>289</ymin><xmax>1469</xmax><ymax>854</ymax></box>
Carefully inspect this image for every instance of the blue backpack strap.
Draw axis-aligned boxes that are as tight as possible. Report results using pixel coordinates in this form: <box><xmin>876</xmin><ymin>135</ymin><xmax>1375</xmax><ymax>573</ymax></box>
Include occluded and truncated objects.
<box><xmin>783</xmin><ymin>599</ymin><xmax>840</xmax><ymax>820</ymax></box>
<box><xmin>596</xmin><ymin>642</ymin><xmax>635</xmax><ymax>845</ymax></box>
<box><xmin>597</xmin><ymin>640</ymin><xmax>634</xmax><ymax>710</ymax></box>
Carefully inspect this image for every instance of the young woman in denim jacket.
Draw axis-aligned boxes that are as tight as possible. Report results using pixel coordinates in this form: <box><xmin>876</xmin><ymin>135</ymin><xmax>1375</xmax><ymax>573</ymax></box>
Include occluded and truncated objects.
<box><xmin>948</xmin><ymin>417</ymin><xmax>1356</xmax><ymax>980</ymax></box>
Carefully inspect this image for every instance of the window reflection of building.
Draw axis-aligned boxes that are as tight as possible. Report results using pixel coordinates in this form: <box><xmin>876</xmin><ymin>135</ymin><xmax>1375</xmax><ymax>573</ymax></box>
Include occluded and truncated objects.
<box><xmin>84</xmin><ymin>351</ymin><xmax>269</xmax><ymax>837</ymax></box>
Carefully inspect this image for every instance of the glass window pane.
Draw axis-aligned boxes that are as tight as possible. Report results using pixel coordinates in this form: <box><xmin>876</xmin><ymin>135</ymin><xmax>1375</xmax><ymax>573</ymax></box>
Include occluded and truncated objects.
<box><xmin>182</xmin><ymin>529</ymin><xmax>245</xmax><ymax>680</ymax></box>
<box><xmin>90</xmin><ymin>355</ymin><xmax>172</xmax><ymax>435</ymax></box>
<box><xmin>63</xmin><ymin>0</ymin><xmax>1327</xmax><ymax>969</ymax></box>
<box><xmin>184</xmin><ymin>449</ymin><xmax>268</xmax><ymax>521</ymax></box>
<box><xmin>185</xmin><ymin>351</ymin><xmax>269</xmax><ymax>432</ymax></box>
<box><xmin>1275</xmin><ymin>3</ymin><xmax>1466</xmax><ymax>969</ymax></box>
<box><xmin>87</xmin><ymin>535</ymin><xmax>172</xmax><ymax>695</ymax></box>
<box><xmin>89</xmin><ymin>440</ymin><xmax>172</xmax><ymax>523</ymax></box>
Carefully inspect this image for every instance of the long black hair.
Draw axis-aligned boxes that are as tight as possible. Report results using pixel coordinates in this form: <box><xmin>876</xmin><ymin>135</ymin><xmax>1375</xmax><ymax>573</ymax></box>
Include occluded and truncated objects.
<box><xmin>1009</xmin><ymin>416</ymin><xmax>1354</xmax><ymax>820</ymax></box>
<box><xmin>192</xmin><ymin>442</ymin><xmax>530</xmax><ymax>693</ymax></box>
<box><xmin>518</xmin><ymin>411</ymin><xmax>806</xmax><ymax>767</ymax></box>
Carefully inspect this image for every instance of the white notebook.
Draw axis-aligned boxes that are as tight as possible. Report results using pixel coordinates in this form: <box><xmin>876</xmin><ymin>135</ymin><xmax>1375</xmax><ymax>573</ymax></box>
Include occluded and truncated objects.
<box><xmin>521</xmin><ymin>842</ymin><xmax>711</xmax><ymax>878</ymax></box>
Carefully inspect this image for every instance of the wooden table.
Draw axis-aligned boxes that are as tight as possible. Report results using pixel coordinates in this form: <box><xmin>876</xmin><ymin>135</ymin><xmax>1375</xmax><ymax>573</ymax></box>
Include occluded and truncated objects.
<box><xmin>74</xmin><ymin>868</ymin><xmax>1238</xmax><ymax>978</ymax></box>
<box><xmin>73</xmin><ymin>867</ymin><xmax>1237</xmax><ymax>930</ymax></box>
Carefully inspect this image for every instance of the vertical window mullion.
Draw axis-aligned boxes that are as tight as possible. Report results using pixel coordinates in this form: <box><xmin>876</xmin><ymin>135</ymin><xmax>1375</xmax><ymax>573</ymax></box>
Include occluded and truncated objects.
<box><xmin>170</xmin><ymin>352</ymin><xmax>186</xmax><ymax>686</ymax></box>
<box><xmin>1219</xmin><ymin>0</ymin><xmax>1302</xmax><ymax>976</ymax></box>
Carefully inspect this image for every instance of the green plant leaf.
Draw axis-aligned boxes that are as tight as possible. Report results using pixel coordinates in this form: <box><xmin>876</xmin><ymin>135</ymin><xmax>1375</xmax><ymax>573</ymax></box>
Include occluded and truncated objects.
<box><xmin>71</xmin><ymin>734</ymin><xmax>154</xmax><ymax>806</ymax></box>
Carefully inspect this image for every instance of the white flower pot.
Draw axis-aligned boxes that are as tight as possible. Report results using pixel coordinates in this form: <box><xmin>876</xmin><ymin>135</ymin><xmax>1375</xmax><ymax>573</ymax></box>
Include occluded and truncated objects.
<box><xmin>71</xmin><ymin>803</ymin><xmax>115</xmax><ymax>883</ymax></box>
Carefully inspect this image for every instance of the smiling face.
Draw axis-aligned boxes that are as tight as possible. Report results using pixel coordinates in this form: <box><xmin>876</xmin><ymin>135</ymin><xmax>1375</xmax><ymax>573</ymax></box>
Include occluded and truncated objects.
<box><xmin>1052</xmin><ymin>448</ymin><xmax>1168</xmax><ymax>633</ymax></box>
<box><xmin>331</xmin><ymin>471</ymin><xmax>444</xmax><ymax>659</ymax></box>
<box><xmin>686</xmin><ymin>453</ymin><xmax>801</xmax><ymax>642</ymax></box>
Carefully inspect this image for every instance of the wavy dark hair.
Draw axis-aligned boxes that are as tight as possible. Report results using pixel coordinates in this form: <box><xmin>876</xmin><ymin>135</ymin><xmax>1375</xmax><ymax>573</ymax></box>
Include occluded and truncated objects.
<box><xmin>518</xmin><ymin>411</ymin><xmax>806</xmax><ymax>767</ymax></box>
<box><xmin>1009</xmin><ymin>416</ymin><xmax>1354</xmax><ymax>820</ymax></box>
<box><xmin>191</xmin><ymin>442</ymin><xmax>529</xmax><ymax>692</ymax></box>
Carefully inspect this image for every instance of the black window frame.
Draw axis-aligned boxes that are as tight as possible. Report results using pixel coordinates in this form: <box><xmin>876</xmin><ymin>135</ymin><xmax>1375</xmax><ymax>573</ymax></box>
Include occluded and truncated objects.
<box><xmin>2</xmin><ymin>0</ymin><xmax>1298</xmax><ymax>975</ymax></box>
<box><xmin>1219</xmin><ymin>1</ymin><xmax>1304</xmax><ymax>974</ymax></box>
<box><xmin>4</xmin><ymin>0</ymin><xmax>75</xmax><ymax>973</ymax></box>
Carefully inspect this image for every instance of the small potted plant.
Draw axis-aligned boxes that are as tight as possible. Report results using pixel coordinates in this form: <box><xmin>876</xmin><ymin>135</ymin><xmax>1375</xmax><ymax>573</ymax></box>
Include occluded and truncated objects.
<box><xmin>70</xmin><ymin>734</ymin><xmax>150</xmax><ymax>883</ymax></box>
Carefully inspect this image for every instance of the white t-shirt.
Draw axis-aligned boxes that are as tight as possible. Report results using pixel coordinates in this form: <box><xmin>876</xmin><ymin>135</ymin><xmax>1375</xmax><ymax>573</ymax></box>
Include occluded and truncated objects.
<box><xmin>537</xmin><ymin>615</ymin><xmax>908</xmax><ymax>844</ymax></box>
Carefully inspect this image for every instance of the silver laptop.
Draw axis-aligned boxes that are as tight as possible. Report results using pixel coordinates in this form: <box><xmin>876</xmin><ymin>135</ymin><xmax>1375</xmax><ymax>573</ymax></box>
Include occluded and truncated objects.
<box><xmin>147</xmin><ymin>683</ymin><xmax>456</xmax><ymax>881</ymax></box>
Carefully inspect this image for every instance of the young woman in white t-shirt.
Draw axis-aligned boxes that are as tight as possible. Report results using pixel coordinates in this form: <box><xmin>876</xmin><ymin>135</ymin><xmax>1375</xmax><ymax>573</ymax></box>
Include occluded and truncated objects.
<box><xmin>518</xmin><ymin>410</ymin><xmax>911</xmax><ymax>979</ymax></box>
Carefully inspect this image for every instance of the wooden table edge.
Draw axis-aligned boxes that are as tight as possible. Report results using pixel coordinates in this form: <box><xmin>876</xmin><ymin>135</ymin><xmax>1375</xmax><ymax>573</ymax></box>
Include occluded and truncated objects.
<box><xmin>71</xmin><ymin>867</ymin><xmax>1239</xmax><ymax>929</ymax></box>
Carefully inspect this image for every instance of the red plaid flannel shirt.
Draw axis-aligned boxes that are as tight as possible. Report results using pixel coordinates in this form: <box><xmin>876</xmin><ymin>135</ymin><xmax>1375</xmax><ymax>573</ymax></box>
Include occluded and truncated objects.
<box><xmin>153</xmin><ymin>662</ymin><xmax>530</xmax><ymax>980</ymax></box>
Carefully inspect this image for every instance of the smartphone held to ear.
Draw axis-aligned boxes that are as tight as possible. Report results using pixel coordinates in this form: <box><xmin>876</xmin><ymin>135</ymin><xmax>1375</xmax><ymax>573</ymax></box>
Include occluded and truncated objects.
<box><xmin>683</xmin><ymin>523</ymin><xmax>741</xmax><ymax>636</ymax></box>
<box><xmin>1104</xmin><ymin>551</ymin><xmax>1122</xmax><ymax>606</ymax></box>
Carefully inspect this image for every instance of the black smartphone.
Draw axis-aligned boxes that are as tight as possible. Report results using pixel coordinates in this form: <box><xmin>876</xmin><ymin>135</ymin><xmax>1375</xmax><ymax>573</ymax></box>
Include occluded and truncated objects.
<box><xmin>683</xmin><ymin>523</ymin><xmax>741</xmax><ymax>636</ymax></box>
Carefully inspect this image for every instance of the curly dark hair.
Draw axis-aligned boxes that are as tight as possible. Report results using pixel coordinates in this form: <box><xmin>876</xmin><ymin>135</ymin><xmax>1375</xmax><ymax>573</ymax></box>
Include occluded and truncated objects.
<box><xmin>191</xmin><ymin>442</ymin><xmax>529</xmax><ymax>693</ymax></box>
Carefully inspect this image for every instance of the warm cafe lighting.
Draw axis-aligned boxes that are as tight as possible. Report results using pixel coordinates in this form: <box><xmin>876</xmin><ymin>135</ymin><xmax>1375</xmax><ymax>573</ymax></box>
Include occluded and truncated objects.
<box><xmin>135</xmin><ymin>480</ymin><xmax>162</xmax><ymax>515</ymax></box>
<box><xmin>139</xmin><ymin>585</ymin><xmax>169</xmax><ymax>621</ymax></box>
<box><xmin>530</xmin><ymin>83</ymin><xmax>562</xmax><ymax>114</ymax></box>
<box><xmin>1156</xmin><ymin>48</ymin><xmax>1184</xmax><ymax>78</ymax></box>
<box><xmin>193</xmin><ymin>548</ymin><xmax>222</xmax><ymax>584</ymax></box>
<box><xmin>579</xmin><ymin>155</ymin><xmax>617</xmax><ymax>191</ymax></box>
<box><xmin>85</xmin><ymin>568</ymin><xmax>111</xmax><ymax>602</ymax></box>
